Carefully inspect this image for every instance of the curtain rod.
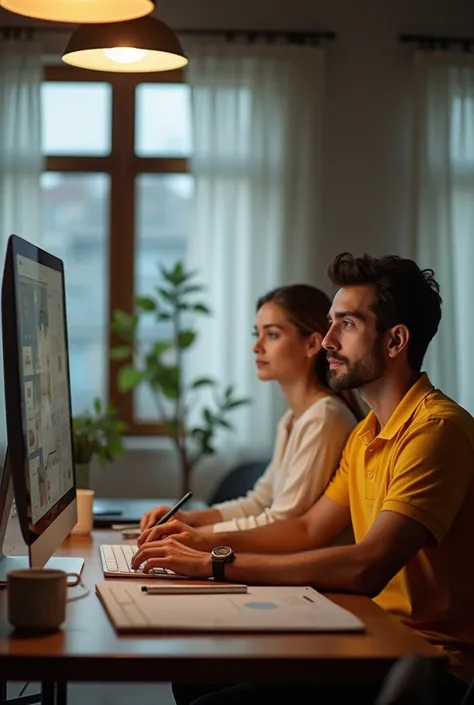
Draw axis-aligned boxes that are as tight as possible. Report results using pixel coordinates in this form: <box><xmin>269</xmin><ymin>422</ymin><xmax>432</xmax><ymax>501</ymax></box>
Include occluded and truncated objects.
<box><xmin>180</xmin><ymin>29</ymin><xmax>336</xmax><ymax>44</ymax></box>
<box><xmin>0</xmin><ymin>25</ymin><xmax>335</xmax><ymax>44</ymax></box>
<box><xmin>0</xmin><ymin>26</ymin><xmax>34</xmax><ymax>39</ymax></box>
<box><xmin>399</xmin><ymin>33</ymin><xmax>474</xmax><ymax>52</ymax></box>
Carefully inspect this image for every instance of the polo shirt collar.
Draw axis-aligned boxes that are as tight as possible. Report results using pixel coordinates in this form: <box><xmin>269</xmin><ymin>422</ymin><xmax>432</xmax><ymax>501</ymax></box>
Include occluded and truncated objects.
<box><xmin>357</xmin><ymin>372</ymin><xmax>435</xmax><ymax>445</ymax></box>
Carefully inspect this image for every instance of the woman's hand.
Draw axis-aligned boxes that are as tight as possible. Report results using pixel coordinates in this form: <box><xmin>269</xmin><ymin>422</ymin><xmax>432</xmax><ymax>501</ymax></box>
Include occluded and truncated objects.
<box><xmin>139</xmin><ymin>505</ymin><xmax>185</xmax><ymax>531</ymax></box>
<box><xmin>137</xmin><ymin>519</ymin><xmax>216</xmax><ymax>551</ymax></box>
<box><xmin>130</xmin><ymin>537</ymin><xmax>212</xmax><ymax>579</ymax></box>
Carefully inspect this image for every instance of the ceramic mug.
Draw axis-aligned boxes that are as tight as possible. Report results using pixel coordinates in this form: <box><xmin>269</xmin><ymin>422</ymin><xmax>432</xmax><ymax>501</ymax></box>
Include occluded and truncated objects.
<box><xmin>7</xmin><ymin>568</ymin><xmax>81</xmax><ymax>632</ymax></box>
<box><xmin>70</xmin><ymin>489</ymin><xmax>95</xmax><ymax>536</ymax></box>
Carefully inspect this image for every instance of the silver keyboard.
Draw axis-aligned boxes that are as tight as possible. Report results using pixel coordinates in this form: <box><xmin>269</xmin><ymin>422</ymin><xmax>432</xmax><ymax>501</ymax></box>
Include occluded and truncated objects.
<box><xmin>100</xmin><ymin>543</ymin><xmax>185</xmax><ymax>579</ymax></box>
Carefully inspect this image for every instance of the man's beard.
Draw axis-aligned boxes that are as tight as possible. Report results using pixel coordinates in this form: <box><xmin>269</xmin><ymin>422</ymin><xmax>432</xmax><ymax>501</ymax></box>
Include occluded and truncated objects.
<box><xmin>327</xmin><ymin>340</ymin><xmax>386</xmax><ymax>392</ymax></box>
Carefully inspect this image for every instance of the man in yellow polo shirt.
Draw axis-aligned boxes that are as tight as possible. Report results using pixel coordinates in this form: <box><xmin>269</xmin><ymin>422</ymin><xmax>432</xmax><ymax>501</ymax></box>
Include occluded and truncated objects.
<box><xmin>133</xmin><ymin>253</ymin><xmax>474</xmax><ymax>705</ymax></box>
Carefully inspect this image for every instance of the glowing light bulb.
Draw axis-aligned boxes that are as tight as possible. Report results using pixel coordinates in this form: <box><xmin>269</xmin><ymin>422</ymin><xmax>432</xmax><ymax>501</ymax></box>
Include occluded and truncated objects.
<box><xmin>103</xmin><ymin>47</ymin><xmax>148</xmax><ymax>64</ymax></box>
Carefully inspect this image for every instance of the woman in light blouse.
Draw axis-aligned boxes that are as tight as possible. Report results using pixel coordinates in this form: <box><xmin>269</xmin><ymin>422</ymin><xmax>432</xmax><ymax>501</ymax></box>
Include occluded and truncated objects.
<box><xmin>140</xmin><ymin>284</ymin><xmax>364</xmax><ymax>534</ymax></box>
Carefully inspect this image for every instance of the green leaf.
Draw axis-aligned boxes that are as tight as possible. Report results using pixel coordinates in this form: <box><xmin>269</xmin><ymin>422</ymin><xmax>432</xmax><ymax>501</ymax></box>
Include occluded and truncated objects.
<box><xmin>226</xmin><ymin>398</ymin><xmax>251</xmax><ymax>410</ymax></box>
<box><xmin>190</xmin><ymin>427</ymin><xmax>205</xmax><ymax>439</ymax></box>
<box><xmin>161</xmin><ymin>262</ymin><xmax>188</xmax><ymax>287</ymax></box>
<box><xmin>135</xmin><ymin>296</ymin><xmax>157</xmax><ymax>312</ymax></box>
<box><xmin>111</xmin><ymin>309</ymin><xmax>138</xmax><ymax>342</ymax></box>
<box><xmin>118</xmin><ymin>367</ymin><xmax>145</xmax><ymax>392</ymax></box>
<box><xmin>150</xmin><ymin>341</ymin><xmax>173</xmax><ymax>358</ymax></box>
<box><xmin>157</xmin><ymin>287</ymin><xmax>177</xmax><ymax>304</ymax></box>
<box><xmin>114</xmin><ymin>420</ymin><xmax>128</xmax><ymax>434</ymax></box>
<box><xmin>203</xmin><ymin>408</ymin><xmax>213</xmax><ymax>425</ymax></box>
<box><xmin>109</xmin><ymin>345</ymin><xmax>132</xmax><ymax>361</ymax></box>
<box><xmin>181</xmin><ymin>284</ymin><xmax>204</xmax><ymax>295</ymax></box>
<box><xmin>193</xmin><ymin>303</ymin><xmax>211</xmax><ymax>314</ymax></box>
<box><xmin>171</xmin><ymin>261</ymin><xmax>184</xmax><ymax>279</ymax></box>
<box><xmin>178</xmin><ymin>331</ymin><xmax>196</xmax><ymax>349</ymax></box>
<box><xmin>157</xmin><ymin>311</ymin><xmax>171</xmax><ymax>321</ymax></box>
<box><xmin>216</xmin><ymin>417</ymin><xmax>233</xmax><ymax>430</ymax></box>
<box><xmin>73</xmin><ymin>399</ymin><xmax>126</xmax><ymax>467</ymax></box>
<box><xmin>224</xmin><ymin>385</ymin><xmax>234</xmax><ymax>399</ymax></box>
<box><xmin>190</xmin><ymin>377</ymin><xmax>215</xmax><ymax>389</ymax></box>
<box><xmin>154</xmin><ymin>365</ymin><xmax>180</xmax><ymax>399</ymax></box>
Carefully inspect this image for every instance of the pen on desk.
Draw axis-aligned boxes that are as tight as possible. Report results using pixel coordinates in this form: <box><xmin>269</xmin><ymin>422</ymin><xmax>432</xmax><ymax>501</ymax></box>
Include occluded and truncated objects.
<box><xmin>141</xmin><ymin>584</ymin><xmax>248</xmax><ymax>594</ymax></box>
<box><xmin>154</xmin><ymin>491</ymin><xmax>193</xmax><ymax>526</ymax></box>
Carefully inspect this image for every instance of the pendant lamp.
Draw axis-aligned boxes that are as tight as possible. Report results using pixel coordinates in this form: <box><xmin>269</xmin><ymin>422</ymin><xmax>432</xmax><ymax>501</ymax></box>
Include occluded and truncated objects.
<box><xmin>62</xmin><ymin>16</ymin><xmax>187</xmax><ymax>73</ymax></box>
<box><xmin>0</xmin><ymin>0</ymin><xmax>154</xmax><ymax>23</ymax></box>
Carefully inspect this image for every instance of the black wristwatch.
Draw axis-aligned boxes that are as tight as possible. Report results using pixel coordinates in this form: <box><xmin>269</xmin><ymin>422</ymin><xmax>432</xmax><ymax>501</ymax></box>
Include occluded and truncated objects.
<box><xmin>211</xmin><ymin>545</ymin><xmax>235</xmax><ymax>581</ymax></box>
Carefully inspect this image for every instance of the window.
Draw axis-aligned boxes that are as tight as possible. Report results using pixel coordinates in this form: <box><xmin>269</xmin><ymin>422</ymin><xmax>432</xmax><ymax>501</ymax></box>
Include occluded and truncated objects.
<box><xmin>134</xmin><ymin>173</ymin><xmax>194</xmax><ymax>421</ymax></box>
<box><xmin>41</xmin><ymin>172</ymin><xmax>109</xmax><ymax>415</ymax></box>
<box><xmin>41</xmin><ymin>67</ymin><xmax>192</xmax><ymax>431</ymax></box>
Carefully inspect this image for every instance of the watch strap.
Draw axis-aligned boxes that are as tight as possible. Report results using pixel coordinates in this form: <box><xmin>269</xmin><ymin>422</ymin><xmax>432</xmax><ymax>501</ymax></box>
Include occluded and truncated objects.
<box><xmin>212</xmin><ymin>558</ymin><xmax>226</xmax><ymax>582</ymax></box>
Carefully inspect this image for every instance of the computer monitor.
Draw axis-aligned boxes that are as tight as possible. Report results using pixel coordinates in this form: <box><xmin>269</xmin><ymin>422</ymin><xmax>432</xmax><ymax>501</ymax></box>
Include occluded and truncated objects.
<box><xmin>0</xmin><ymin>234</ymin><xmax>84</xmax><ymax>581</ymax></box>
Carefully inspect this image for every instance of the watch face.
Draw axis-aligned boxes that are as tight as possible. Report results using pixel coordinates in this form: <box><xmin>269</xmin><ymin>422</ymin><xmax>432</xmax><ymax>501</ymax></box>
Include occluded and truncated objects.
<box><xmin>212</xmin><ymin>545</ymin><xmax>233</xmax><ymax>560</ymax></box>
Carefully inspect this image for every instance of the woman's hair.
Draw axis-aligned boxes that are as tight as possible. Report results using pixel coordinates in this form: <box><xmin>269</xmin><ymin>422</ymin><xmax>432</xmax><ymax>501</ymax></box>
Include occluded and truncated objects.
<box><xmin>257</xmin><ymin>284</ymin><xmax>365</xmax><ymax>422</ymax></box>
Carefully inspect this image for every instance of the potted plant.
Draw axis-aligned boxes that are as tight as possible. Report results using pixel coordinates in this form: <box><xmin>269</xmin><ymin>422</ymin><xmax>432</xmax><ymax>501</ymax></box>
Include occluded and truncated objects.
<box><xmin>72</xmin><ymin>397</ymin><xmax>127</xmax><ymax>489</ymax></box>
<box><xmin>110</xmin><ymin>262</ymin><xmax>250</xmax><ymax>496</ymax></box>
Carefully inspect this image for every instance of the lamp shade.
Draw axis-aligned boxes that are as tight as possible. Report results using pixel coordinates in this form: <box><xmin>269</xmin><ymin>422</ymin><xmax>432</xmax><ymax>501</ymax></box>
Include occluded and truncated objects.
<box><xmin>62</xmin><ymin>16</ymin><xmax>188</xmax><ymax>73</ymax></box>
<box><xmin>0</xmin><ymin>0</ymin><xmax>154</xmax><ymax>23</ymax></box>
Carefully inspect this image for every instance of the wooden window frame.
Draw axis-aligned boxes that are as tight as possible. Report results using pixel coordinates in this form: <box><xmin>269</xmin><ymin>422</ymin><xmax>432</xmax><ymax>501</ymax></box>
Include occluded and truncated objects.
<box><xmin>44</xmin><ymin>66</ymin><xmax>189</xmax><ymax>435</ymax></box>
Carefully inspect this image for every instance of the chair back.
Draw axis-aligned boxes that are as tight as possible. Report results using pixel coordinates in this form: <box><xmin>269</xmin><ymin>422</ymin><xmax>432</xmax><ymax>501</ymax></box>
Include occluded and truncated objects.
<box><xmin>209</xmin><ymin>460</ymin><xmax>269</xmax><ymax>504</ymax></box>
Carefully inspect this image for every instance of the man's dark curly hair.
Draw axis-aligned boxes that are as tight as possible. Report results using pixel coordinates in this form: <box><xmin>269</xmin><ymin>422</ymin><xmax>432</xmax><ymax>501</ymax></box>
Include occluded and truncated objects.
<box><xmin>327</xmin><ymin>253</ymin><xmax>442</xmax><ymax>372</ymax></box>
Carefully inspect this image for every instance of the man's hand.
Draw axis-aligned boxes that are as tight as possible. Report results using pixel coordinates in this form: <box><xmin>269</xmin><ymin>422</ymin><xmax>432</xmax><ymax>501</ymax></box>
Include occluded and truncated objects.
<box><xmin>130</xmin><ymin>537</ymin><xmax>212</xmax><ymax>579</ymax></box>
<box><xmin>139</xmin><ymin>505</ymin><xmax>186</xmax><ymax>531</ymax></box>
<box><xmin>137</xmin><ymin>518</ymin><xmax>216</xmax><ymax>551</ymax></box>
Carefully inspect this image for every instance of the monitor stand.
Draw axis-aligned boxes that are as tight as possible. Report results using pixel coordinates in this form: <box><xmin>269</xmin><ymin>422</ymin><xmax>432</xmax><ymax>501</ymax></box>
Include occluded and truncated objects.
<box><xmin>0</xmin><ymin>454</ymin><xmax>83</xmax><ymax>583</ymax></box>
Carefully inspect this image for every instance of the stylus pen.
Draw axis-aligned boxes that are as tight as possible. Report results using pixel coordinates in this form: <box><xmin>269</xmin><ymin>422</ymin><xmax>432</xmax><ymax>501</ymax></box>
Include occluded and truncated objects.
<box><xmin>155</xmin><ymin>491</ymin><xmax>193</xmax><ymax>526</ymax></box>
<box><xmin>141</xmin><ymin>584</ymin><xmax>248</xmax><ymax>594</ymax></box>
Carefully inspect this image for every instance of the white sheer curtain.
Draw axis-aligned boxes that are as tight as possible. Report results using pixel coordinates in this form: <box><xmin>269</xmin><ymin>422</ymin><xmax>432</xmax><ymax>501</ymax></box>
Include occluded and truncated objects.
<box><xmin>185</xmin><ymin>42</ymin><xmax>326</xmax><ymax>456</ymax></box>
<box><xmin>414</xmin><ymin>53</ymin><xmax>474</xmax><ymax>415</ymax></box>
<box><xmin>0</xmin><ymin>37</ymin><xmax>43</xmax><ymax>447</ymax></box>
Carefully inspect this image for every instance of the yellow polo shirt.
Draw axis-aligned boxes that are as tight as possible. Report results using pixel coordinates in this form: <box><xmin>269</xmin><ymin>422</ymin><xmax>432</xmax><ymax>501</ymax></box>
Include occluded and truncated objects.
<box><xmin>325</xmin><ymin>373</ymin><xmax>474</xmax><ymax>682</ymax></box>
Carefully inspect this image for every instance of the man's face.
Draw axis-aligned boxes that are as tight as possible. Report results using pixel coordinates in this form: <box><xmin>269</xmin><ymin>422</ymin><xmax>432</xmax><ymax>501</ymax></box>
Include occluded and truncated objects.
<box><xmin>323</xmin><ymin>285</ymin><xmax>387</xmax><ymax>392</ymax></box>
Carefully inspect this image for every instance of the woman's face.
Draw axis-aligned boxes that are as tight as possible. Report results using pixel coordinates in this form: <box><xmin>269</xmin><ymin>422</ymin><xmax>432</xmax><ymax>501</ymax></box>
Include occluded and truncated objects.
<box><xmin>252</xmin><ymin>302</ymin><xmax>320</xmax><ymax>383</ymax></box>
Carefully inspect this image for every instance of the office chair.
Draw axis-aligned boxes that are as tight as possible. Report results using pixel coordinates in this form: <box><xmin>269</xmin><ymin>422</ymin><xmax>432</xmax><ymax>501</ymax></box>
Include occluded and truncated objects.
<box><xmin>374</xmin><ymin>656</ymin><xmax>436</xmax><ymax>704</ymax></box>
<box><xmin>375</xmin><ymin>655</ymin><xmax>474</xmax><ymax>705</ymax></box>
<box><xmin>208</xmin><ymin>460</ymin><xmax>269</xmax><ymax>505</ymax></box>
<box><xmin>462</xmin><ymin>679</ymin><xmax>474</xmax><ymax>705</ymax></box>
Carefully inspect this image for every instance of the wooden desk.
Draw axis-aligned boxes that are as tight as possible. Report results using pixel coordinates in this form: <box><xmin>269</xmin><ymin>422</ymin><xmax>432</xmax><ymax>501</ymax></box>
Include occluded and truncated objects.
<box><xmin>0</xmin><ymin>531</ymin><xmax>445</xmax><ymax>692</ymax></box>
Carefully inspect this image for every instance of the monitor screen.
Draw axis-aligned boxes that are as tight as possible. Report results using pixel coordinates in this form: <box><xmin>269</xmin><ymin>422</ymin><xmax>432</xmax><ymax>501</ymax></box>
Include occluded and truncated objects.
<box><xmin>1</xmin><ymin>234</ymin><xmax>78</xmax><ymax>560</ymax></box>
<box><xmin>16</xmin><ymin>253</ymin><xmax>74</xmax><ymax>525</ymax></box>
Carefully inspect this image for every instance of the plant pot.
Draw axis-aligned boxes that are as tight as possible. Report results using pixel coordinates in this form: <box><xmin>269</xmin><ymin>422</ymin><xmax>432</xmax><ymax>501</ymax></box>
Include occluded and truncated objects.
<box><xmin>75</xmin><ymin>462</ymin><xmax>91</xmax><ymax>490</ymax></box>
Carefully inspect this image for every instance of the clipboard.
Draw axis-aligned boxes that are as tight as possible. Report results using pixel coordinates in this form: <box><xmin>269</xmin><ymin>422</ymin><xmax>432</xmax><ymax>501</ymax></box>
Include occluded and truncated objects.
<box><xmin>95</xmin><ymin>582</ymin><xmax>366</xmax><ymax>634</ymax></box>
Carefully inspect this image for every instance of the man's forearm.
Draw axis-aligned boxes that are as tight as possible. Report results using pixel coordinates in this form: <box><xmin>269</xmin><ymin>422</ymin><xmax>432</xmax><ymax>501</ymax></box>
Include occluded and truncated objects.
<box><xmin>207</xmin><ymin>516</ymin><xmax>314</xmax><ymax>554</ymax></box>
<box><xmin>225</xmin><ymin>544</ymin><xmax>370</xmax><ymax>594</ymax></box>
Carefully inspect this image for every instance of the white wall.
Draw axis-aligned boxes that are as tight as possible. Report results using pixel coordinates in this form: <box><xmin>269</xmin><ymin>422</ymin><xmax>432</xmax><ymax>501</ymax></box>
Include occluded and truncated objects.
<box><xmin>1</xmin><ymin>0</ymin><xmax>473</xmax><ymax>500</ymax></box>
